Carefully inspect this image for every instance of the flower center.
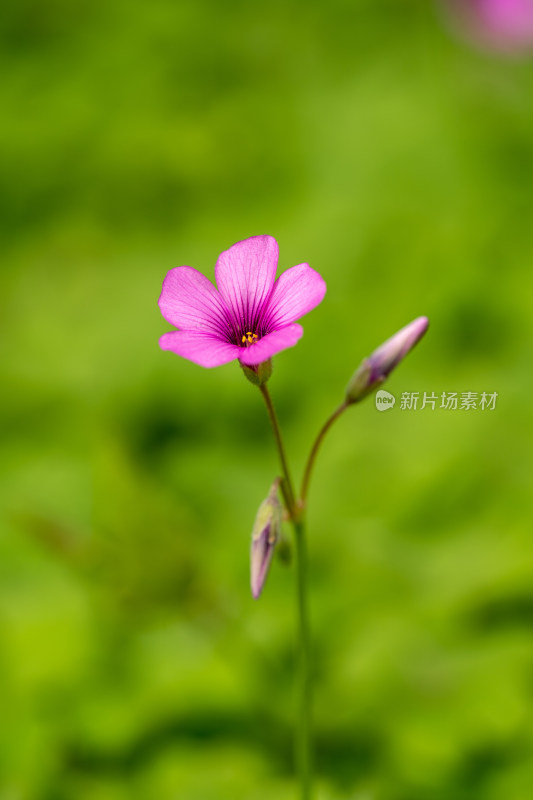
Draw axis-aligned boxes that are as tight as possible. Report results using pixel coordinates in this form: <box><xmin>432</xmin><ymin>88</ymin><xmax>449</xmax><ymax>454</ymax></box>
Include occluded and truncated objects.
<box><xmin>241</xmin><ymin>331</ymin><xmax>258</xmax><ymax>346</ymax></box>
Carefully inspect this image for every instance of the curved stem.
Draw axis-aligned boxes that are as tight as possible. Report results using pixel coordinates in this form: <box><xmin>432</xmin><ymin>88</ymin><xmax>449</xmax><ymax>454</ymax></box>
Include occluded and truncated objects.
<box><xmin>300</xmin><ymin>402</ymin><xmax>348</xmax><ymax>503</ymax></box>
<box><xmin>259</xmin><ymin>383</ymin><xmax>297</xmax><ymax>515</ymax></box>
<box><xmin>293</xmin><ymin>516</ymin><xmax>311</xmax><ymax>799</ymax></box>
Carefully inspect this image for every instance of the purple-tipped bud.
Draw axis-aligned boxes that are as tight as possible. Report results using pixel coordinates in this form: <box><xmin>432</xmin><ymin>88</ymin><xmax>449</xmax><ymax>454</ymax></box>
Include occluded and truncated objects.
<box><xmin>250</xmin><ymin>478</ymin><xmax>282</xmax><ymax>599</ymax></box>
<box><xmin>346</xmin><ymin>316</ymin><xmax>429</xmax><ymax>404</ymax></box>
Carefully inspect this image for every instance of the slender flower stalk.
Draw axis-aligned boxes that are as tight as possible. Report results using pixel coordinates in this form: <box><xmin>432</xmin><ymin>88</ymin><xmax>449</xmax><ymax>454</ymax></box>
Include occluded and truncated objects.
<box><xmin>301</xmin><ymin>402</ymin><xmax>348</xmax><ymax>504</ymax></box>
<box><xmin>258</xmin><ymin>384</ymin><xmax>297</xmax><ymax>515</ymax></box>
<box><xmin>294</xmin><ymin>517</ymin><xmax>312</xmax><ymax>800</ymax></box>
<box><xmin>302</xmin><ymin>317</ymin><xmax>428</xmax><ymax>507</ymax></box>
<box><xmin>258</xmin><ymin>386</ymin><xmax>312</xmax><ymax>799</ymax></box>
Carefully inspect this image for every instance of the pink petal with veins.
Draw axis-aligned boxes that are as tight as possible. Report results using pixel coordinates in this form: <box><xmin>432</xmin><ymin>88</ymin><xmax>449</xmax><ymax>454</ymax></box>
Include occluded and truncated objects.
<box><xmin>266</xmin><ymin>263</ymin><xmax>327</xmax><ymax>329</ymax></box>
<box><xmin>159</xmin><ymin>331</ymin><xmax>240</xmax><ymax>367</ymax></box>
<box><xmin>215</xmin><ymin>236</ymin><xmax>278</xmax><ymax>329</ymax></box>
<box><xmin>158</xmin><ymin>266</ymin><xmax>229</xmax><ymax>336</ymax></box>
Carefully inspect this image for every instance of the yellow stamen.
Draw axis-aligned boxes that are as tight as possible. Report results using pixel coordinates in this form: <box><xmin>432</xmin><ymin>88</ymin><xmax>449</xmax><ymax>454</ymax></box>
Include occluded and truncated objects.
<box><xmin>241</xmin><ymin>331</ymin><xmax>258</xmax><ymax>345</ymax></box>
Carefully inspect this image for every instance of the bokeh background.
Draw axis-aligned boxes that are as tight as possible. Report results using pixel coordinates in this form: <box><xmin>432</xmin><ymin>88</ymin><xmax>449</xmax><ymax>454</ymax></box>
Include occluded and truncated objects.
<box><xmin>1</xmin><ymin>1</ymin><xmax>533</xmax><ymax>798</ymax></box>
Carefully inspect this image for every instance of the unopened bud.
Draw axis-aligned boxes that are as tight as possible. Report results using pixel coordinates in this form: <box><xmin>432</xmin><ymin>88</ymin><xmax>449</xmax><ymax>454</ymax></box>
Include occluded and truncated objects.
<box><xmin>346</xmin><ymin>316</ymin><xmax>429</xmax><ymax>404</ymax></box>
<box><xmin>250</xmin><ymin>478</ymin><xmax>281</xmax><ymax>599</ymax></box>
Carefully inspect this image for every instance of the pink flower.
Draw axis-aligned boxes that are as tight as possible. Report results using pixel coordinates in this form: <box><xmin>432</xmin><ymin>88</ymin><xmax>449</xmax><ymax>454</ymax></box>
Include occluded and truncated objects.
<box><xmin>158</xmin><ymin>236</ymin><xmax>326</xmax><ymax>368</ymax></box>
<box><xmin>443</xmin><ymin>0</ymin><xmax>533</xmax><ymax>53</ymax></box>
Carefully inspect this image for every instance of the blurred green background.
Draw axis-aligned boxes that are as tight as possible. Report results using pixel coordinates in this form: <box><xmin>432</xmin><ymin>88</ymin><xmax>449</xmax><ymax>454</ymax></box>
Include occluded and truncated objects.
<box><xmin>1</xmin><ymin>1</ymin><xmax>532</xmax><ymax>798</ymax></box>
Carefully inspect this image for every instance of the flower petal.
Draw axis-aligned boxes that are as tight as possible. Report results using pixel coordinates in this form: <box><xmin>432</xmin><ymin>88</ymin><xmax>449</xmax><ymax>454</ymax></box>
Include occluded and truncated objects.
<box><xmin>266</xmin><ymin>263</ymin><xmax>326</xmax><ymax>329</ymax></box>
<box><xmin>215</xmin><ymin>236</ymin><xmax>278</xmax><ymax>329</ymax></box>
<box><xmin>239</xmin><ymin>323</ymin><xmax>303</xmax><ymax>366</ymax></box>
<box><xmin>159</xmin><ymin>331</ymin><xmax>240</xmax><ymax>367</ymax></box>
<box><xmin>158</xmin><ymin>266</ymin><xmax>230</xmax><ymax>336</ymax></box>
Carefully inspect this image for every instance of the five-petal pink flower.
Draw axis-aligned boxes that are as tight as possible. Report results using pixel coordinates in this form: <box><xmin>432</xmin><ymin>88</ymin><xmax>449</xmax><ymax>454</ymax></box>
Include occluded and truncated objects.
<box><xmin>158</xmin><ymin>236</ymin><xmax>326</xmax><ymax>368</ymax></box>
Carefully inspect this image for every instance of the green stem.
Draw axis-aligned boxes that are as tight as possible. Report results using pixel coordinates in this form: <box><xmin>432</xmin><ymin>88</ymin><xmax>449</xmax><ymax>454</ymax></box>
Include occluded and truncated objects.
<box><xmin>300</xmin><ymin>402</ymin><xmax>348</xmax><ymax>504</ymax></box>
<box><xmin>293</xmin><ymin>516</ymin><xmax>312</xmax><ymax>800</ymax></box>
<box><xmin>258</xmin><ymin>383</ymin><xmax>311</xmax><ymax>798</ymax></box>
<box><xmin>258</xmin><ymin>390</ymin><xmax>352</xmax><ymax>799</ymax></box>
<box><xmin>259</xmin><ymin>383</ymin><xmax>297</xmax><ymax>515</ymax></box>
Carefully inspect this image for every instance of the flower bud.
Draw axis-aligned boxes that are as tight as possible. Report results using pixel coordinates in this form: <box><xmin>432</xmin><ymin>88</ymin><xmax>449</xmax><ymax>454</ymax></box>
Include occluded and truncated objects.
<box><xmin>345</xmin><ymin>316</ymin><xmax>429</xmax><ymax>404</ymax></box>
<box><xmin>250</xmin><ymin>478</ymin><xmax>282</xmax><ymax>599</ymax></box>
